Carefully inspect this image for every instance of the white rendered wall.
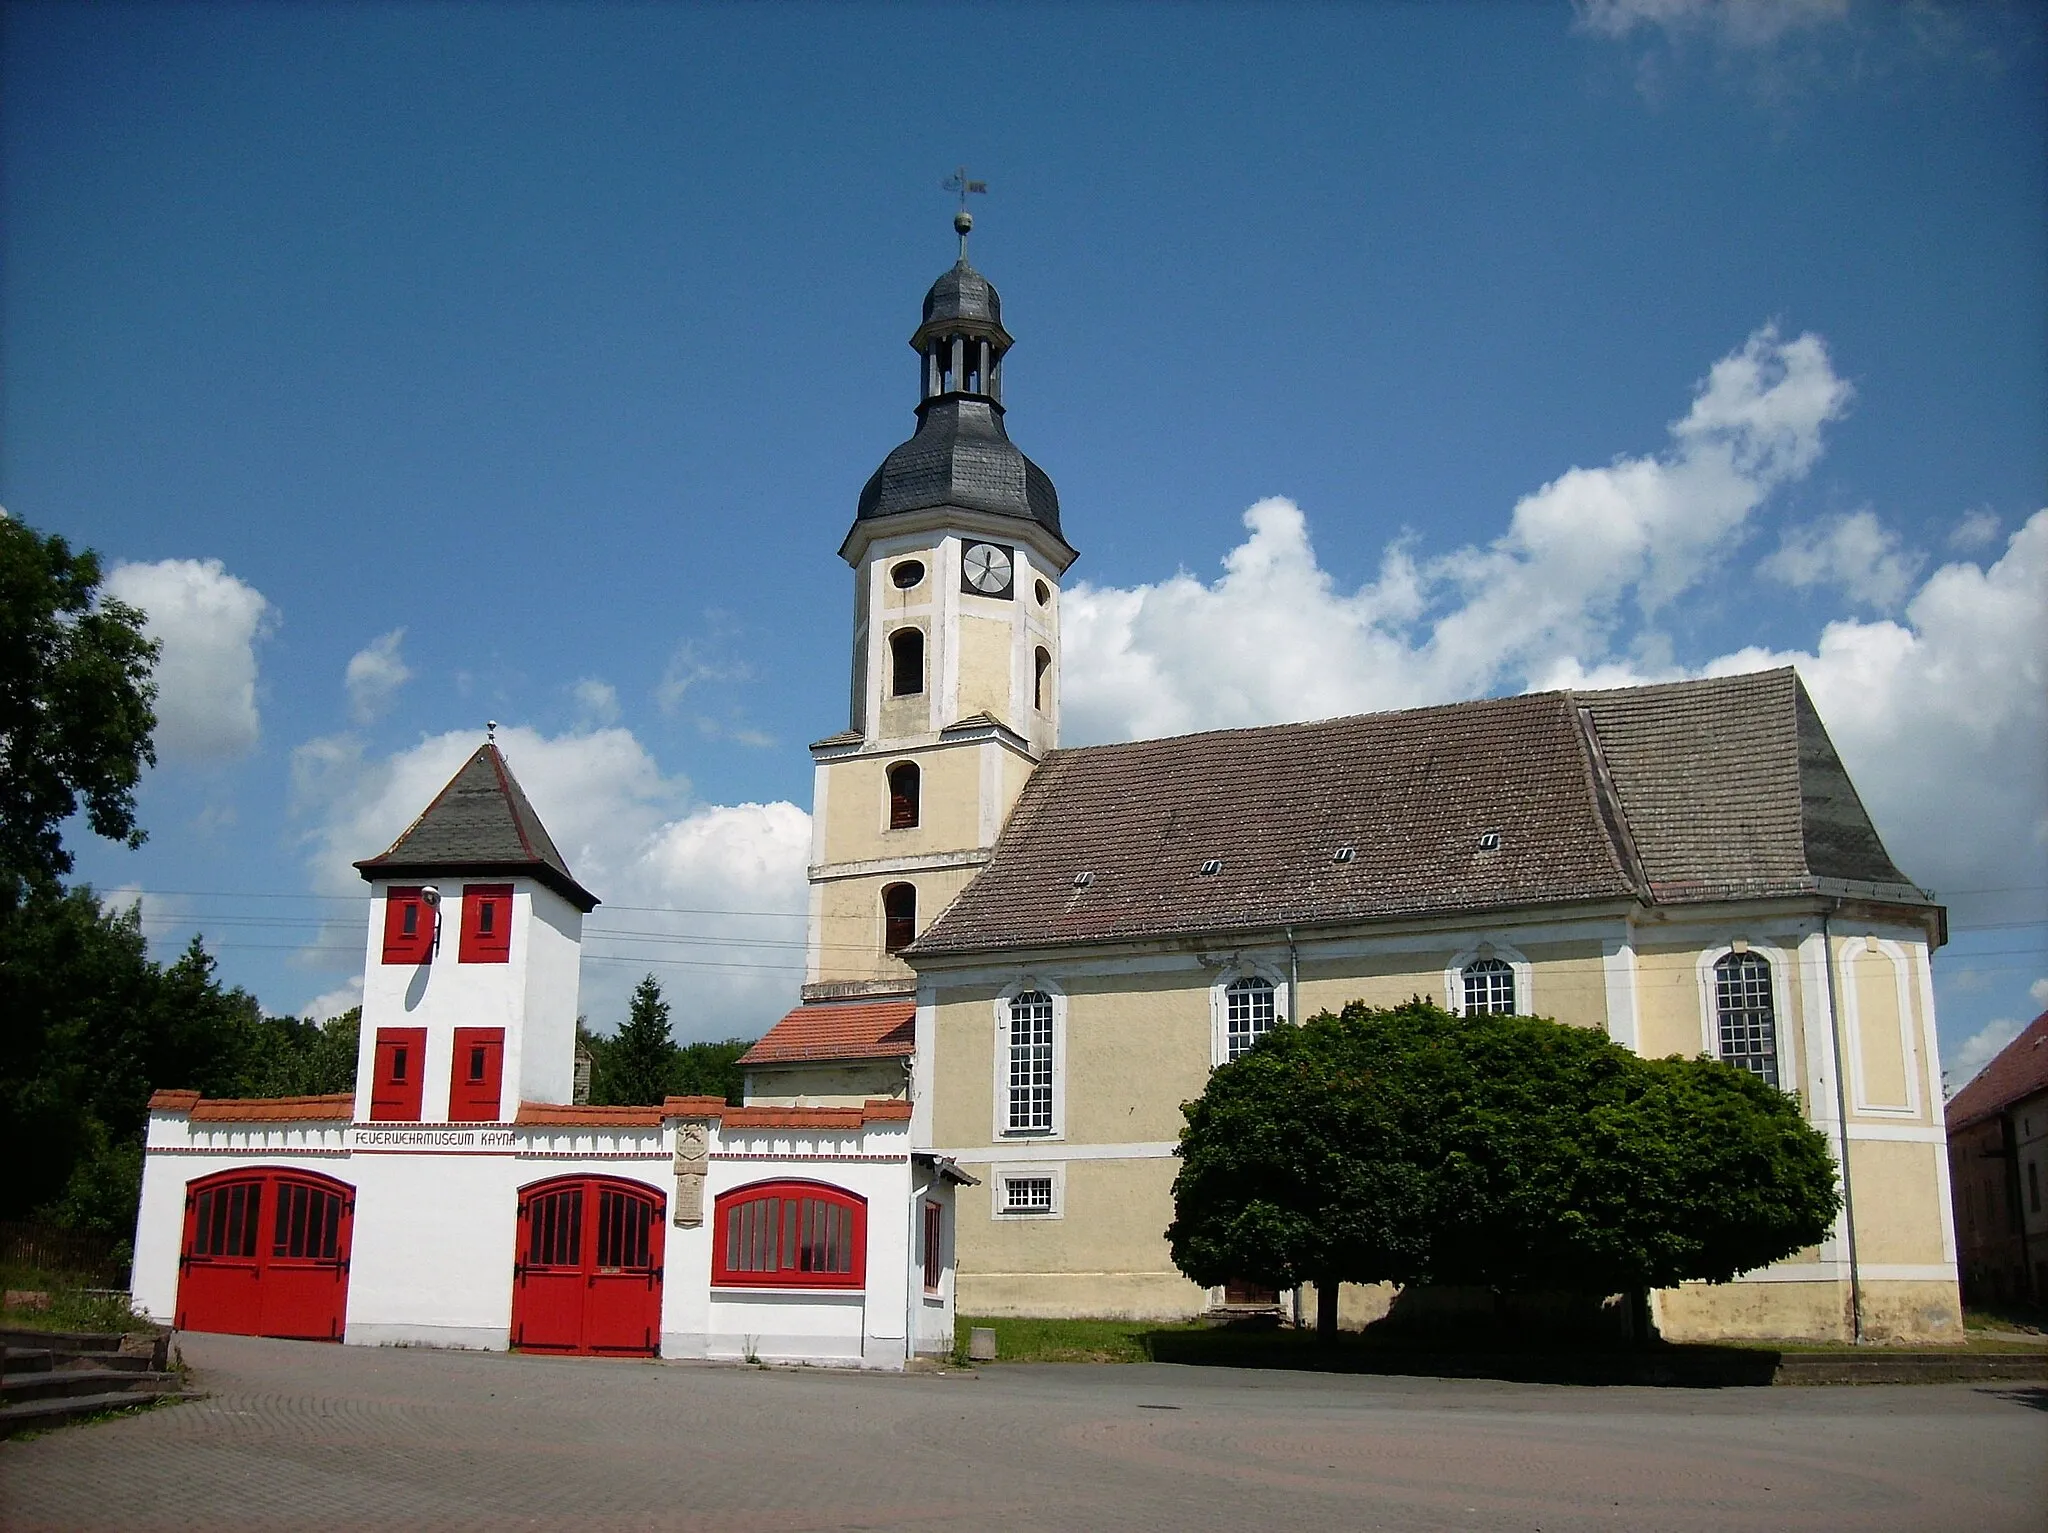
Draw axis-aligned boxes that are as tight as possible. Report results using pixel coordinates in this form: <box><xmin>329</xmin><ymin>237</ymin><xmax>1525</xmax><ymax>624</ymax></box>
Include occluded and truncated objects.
<box><xmin>134</xmin><ymin>1110</ymin><xmax>941</xmax><ymax>1369</ymax></box>
<box><xmin>354</xmin><ymin>877</ymin><xmax>583</xmax><ymax>1121</ymax></box>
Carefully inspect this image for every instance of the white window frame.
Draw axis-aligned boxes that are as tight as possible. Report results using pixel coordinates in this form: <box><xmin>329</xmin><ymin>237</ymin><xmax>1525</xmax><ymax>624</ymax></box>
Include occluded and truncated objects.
<box><xmin>991</xmin><ymin>1162</ymin><xmax>1064</xmax><ymax>1221</ymax></box>
<box><xmin>1836</xmin><ymin>935</ymin><xmax>1921</xmax><ymax>1118</ymax></box>
<box><xmin>992</xmin><ymin>977</ymin><xmax>1066</xmax><ymax>1141</ymax></box>
<box><xmin>1443</xmin><ymin>940</ymin><xmax>1533</xmax><ymax>1018</ymax></box>
<box><xmin>1695</xmin><ymin>940</ymin><xmax>1798</xmax><ymax>1096</ymax></box>
<box><xmin>1209</xmin><ymin>960</ymin><xmax>1286</xmax><ymax>1067</ymax></box>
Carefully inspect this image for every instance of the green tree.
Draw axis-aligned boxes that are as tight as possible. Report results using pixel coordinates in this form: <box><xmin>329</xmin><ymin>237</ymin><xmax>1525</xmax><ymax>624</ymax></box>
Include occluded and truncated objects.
<box><xmin>0</xmin><ymin>516</ymin><xmax>159</xmax><ymax>902</ymax></box>
<box><xmin>1167</xmin><ymin>999</ymin><xmax>1840</xmax><ymax>1339</ymax></box>
<box><xmin>600</xmin><ymin>975</ymin><xmax>680</xmax><ymax>1105</ymax></box>
<box><xmin>673</xmin><ymin>1037</ymin><xmax>753</xmax><ymax>1105</ymax></box>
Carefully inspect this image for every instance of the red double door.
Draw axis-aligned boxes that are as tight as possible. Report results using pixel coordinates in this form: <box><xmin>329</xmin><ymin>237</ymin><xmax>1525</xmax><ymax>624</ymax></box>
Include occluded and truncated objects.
<box><xmin>177</xmin><ymin>1169</ymin><xmax>354</xmax><ymax>1341</ymax></box>
<box><xmin>511</xmin><ymin>1176</ymin><xmax>666</xmax><ymax>1357</ymax></box>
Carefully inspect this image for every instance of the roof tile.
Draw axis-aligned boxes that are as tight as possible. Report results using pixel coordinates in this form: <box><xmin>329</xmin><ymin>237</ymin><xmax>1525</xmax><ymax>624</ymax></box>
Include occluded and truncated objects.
<box><xmin>740</xmin><ymin>1001</ymin><xmax>916</xmax><ymax>1066</ymax></box>
<box><xmin>1946</xmin><ymin>1010</ymin><xmax>2048</xmax><ymax>1132</ymax></box>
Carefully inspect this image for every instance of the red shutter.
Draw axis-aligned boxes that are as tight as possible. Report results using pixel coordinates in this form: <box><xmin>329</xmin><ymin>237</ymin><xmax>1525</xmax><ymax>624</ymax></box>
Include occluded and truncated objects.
<box><xmin>380</xmin><ymin>888</ymin><xmax>434</xmax><ymax>965</ymax></box>
<box><xmin>370</xmin><ymin>1027</ymin><xmax>427</xmax><ymax>1121</ymax></box>
<box><xmin>448</xmin><ymin>1027</ymin><xmax>505</xmax><ymax>1122</ymax></box>
<box><xmin>459</xmin><ymin>884</ymin><xmax>514</xmax><ymax>964</ymax></box>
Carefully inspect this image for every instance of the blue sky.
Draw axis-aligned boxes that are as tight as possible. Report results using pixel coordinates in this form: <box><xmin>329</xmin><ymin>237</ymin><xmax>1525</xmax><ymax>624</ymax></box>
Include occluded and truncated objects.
<box><xmin>5</xmin><ymin>1</ymin><xmax>2043</xmax><ymax>1080</ymax></box>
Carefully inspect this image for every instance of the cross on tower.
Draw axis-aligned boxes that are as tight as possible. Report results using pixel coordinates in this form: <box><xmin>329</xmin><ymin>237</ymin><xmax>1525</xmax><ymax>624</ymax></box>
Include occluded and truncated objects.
<box><xmin>941</xmin><ymin>166</ymin><xmax>988</xmax><ymax>257</ymax></box>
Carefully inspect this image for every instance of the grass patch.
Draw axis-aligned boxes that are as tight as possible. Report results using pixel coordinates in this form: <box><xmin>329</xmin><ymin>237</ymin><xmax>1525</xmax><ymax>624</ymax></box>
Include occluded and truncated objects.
<box><xmin>1964</xmin><ymin>1302</ymin><xmax>2047</xmax><ymax>1337</ymax></box>
<box><xmin>953</xmin><ymin>1315</ymin><xmax>1212</xmax><ymax>1364</ymax></box>
<box><xmin>1</xmin><ymin>1260</ymin><xmax>155</xmax><ymax>1335</ymax></box>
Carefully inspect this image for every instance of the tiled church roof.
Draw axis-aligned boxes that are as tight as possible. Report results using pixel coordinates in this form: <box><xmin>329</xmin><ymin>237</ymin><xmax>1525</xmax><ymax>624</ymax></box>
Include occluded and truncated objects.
<box><xmin>354</xmin><ymin>742</ymin><xmax>598</xmax><ymax>912</ymax></box>
<box><xmin>911</xmin><ymin>668</ymin><xmax>1930</xmax><ymax>958</ymax></box>
<box><xmin>740</xmin><ymin>1001</ymin><xmax>917</xmax><ymax>1066</ymax></box>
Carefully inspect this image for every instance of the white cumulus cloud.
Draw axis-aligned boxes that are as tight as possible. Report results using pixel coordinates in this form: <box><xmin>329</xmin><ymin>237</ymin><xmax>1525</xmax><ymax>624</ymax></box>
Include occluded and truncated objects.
<box><xmin>345</xmin><ymin>629</ymin><xmax>413</xmax><ymax>723</ymax></box>
<box><xmin>572</xmin><ymin>677</ymin><xmax>620</xmax><ymax>725</ymax></box>
<box><xmin>291</xmin><ymin>724</ymin><xmax>811</xmax><ymax>1040</ymax></box>
<box><xmin>1065</xmin><ymin>324</ymin><xmax>1851</xmax><ymax>743</ymax></box>
<box><xmin>105</xmin><ymin>558</ymin><xmax>274</xmax><ymax>763</ymax></box>
<box><xmin>1575</xmin><ymin>0</ymin><xmax>1848</xmax><ymax>47</ymax></box>
<box><xmin>1761</xmin><ymin>509</ymin><xmax>1922</xmax><ymax>610</ymax></box>
<box><xmin>1948</xmin><ymin>1015</ymin><xmax>2025</xmax><ymax>1095</ymax></box>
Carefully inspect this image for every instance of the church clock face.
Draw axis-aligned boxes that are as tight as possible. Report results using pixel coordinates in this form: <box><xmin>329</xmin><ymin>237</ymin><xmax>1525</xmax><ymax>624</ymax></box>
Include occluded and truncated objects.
<box><xmin>960</xmin><ymin>541</ymin><xmax>1015</xmax><ymax>598</ymax></box>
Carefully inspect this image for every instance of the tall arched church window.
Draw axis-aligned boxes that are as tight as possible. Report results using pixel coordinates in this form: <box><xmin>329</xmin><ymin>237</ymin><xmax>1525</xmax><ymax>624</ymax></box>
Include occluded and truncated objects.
<box><xmin>1461</xmin><ymin>957</ymin><xmax>1516</xmax><ymax>1016</ymax></box>
<box><xmin>889</xmin><ymin>628</ymin><xmax>924</xmax><ymax>697</ymax></box>
<box><xmin>882</xmin><ymin>883</ymin><xmax>916</xmax><ymax>955</ymax></box>
<box><xmin>1224</xmin><ymin>976</ymin><xmax>1276</xmax><ymax>1060</ymax></box>
<box><xmin>1713</xmin><ymin>951</ymin><xmax>1779</xmax><ymax>1087</ymax></box>
<box><xmin>887</xmin><ymin>762</ymin><xmax>920</xmax><ymax>829</ymax></box>
<box><xmin>1006</xmin><ymin>991</ymin><xmax>1055</xmax><ymax>1133</ymax></box>
<box><xmin>1033</xmin><ymin>646</ymin><xmax>1052</xmax><ymax>711</ymax></box>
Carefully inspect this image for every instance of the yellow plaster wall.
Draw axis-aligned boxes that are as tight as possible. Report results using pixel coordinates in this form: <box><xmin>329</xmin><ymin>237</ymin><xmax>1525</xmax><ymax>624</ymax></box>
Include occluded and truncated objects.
<box><xmin>1513</xmin><ymin>942</ymin><xmax>1611</xmax><ymax>1030</ymax></box>
<box><xmin>819</xmin><ymin>748</ymin><xmax>984</xmax><ymax>866</ymax></box>
<box><xmin>951</xmin><ymin>1156</ymin><xmax>1204</xmax><ymax>1319</ymax></box>
<box><xmin>1847</xmin><ymin>1139</ymin><xmax>1949</xmax><ymax>1265</ymax></box>
<box><xmin>876</xmin><ymin>617</ymin><xmax>930</xmax><ymax>740</ymax></box>
<box><xmin>1065</xmin><ymin>971</ymin><xmax>1214</xmax><ymax>1144</ymax></box>
<box><xmin>1632</xmin><ymin>937</ymin><xmax>1708</xmax><ymax>1060</ymax></box>
<box><xmin>1851</xmin><ymin>945</ymin><xmax>1911</xmax><ymax>1112</ymax></box>
<box><xmin>742</xmin><ymin>1060</ymin><xmax>905</xmax><ymax>1107</ymax></box>
<box><xmin>813</xmin><ymin>866</ymin><xmax>980</xmax><ymax>984</ymax></box>
<box><xmin>1654</xmin><ymin>1278</ymin><xmax>1960</xmax><ymax>1344</ymax></box>
<box><xmin>954</xmin><ymin>612</ymin><xmax>1015</xmax><ymax>729</ymax></box>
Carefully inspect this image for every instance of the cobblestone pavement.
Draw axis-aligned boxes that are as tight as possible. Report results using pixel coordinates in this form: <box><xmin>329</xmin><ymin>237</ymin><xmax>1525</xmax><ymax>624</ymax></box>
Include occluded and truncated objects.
<box><xmin>4</xmin><ymin>1333</ymin><xmax>2043</xmax><ymax>1532</ymax></box>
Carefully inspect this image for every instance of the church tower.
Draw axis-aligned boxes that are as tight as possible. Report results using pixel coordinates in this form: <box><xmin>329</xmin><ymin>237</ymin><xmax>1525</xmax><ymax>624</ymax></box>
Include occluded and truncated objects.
<box><xmin>804</xmin><ymin>212</ymin><xmax>1076</xmax><ymax>997</ymax></box>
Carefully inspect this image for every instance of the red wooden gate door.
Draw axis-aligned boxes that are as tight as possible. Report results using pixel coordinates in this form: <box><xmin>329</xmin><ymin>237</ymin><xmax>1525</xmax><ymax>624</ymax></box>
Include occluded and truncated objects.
<box><xmin>511</xmin><ymin>1176</ymin><xmax>665</xmax><ymax>1357</ymax></box>
<box><xmin>176</xmin><ymin>1169</ymin><xmax>354</xmax><ymax>1341</ymax></box>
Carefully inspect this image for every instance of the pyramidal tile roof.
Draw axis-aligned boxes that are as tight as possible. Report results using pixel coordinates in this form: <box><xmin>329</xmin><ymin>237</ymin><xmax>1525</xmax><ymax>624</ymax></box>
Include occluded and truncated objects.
<box><xmin>354</xmin><ymin>742</ymin><xmax>599</xmax><ymax>911</ymax></box>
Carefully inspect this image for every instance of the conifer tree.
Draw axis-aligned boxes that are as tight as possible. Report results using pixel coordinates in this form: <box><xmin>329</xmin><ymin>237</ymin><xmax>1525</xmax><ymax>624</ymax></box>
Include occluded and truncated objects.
<box><xmin>601</xmin><ymin>975</ymin><xmax>679</xmax><ymax>1105</ymax></box>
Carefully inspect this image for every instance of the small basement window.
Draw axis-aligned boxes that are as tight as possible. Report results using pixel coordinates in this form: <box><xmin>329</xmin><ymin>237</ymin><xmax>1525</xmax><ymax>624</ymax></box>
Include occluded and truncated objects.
<box><xmin>999</xmin><ymin>1175</ymin><xmax>1056</xmax><ymax>1215</ymax></box>
<box><xmin>713</xmin><ymin>1181</ymin><xmax>867</xmax><ymax>1289</ymax></box>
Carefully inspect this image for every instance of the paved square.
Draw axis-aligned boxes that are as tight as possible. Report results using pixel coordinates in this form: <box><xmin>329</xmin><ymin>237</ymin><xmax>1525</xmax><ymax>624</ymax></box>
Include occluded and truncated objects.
<box><xmin>3</xmin><ymin>1333</ymin><xmax>2042</xmax><ymax>1531</ymax></box>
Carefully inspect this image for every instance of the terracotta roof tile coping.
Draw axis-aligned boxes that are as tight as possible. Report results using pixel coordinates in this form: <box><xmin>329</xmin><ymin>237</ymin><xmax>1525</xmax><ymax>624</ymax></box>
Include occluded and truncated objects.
<box><xmin>187</xmin><ymin>1093</ymin><xmax>355</xmax><ymax>1122</ymax></box>
<box><xmin>739</xmin><ymin>1000</ymin><xmax>916</xmax><ymax>1066</ymax></box>
<box><xmin>1946</xmin><ymin>1009</ymin><xmax>2048</xmax><ymax>1132</ymax></box>
<box><xmin>147</xmin><ymin>1089</ymin><xmax>202</xmax><ymax>1113</ymax></box>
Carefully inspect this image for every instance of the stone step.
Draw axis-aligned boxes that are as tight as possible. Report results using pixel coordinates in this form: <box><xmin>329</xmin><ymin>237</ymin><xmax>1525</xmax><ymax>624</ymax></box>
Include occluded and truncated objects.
<box><xmin>2</xmin><ymin>1367</ymin><xmax>179</xmax><ymax>1405</ymax></box>
<box><xmin>0</xmin><ymin>1388</ymin><xmax>193</xmax><ymax>1439</ymax></box>
<box><xmin>0</xmin><ymin>1326</ymin><xmax>124</xmax><ymax>1354</ymax></box>
<box><xmin>0</xmin><ymin>1346</ymin><xmax>57</xmax><ymax>1374</ymax></box>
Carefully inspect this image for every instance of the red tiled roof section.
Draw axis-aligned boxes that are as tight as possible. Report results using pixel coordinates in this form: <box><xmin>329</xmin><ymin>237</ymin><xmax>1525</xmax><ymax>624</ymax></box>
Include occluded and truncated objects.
<box><xmin>147</xmin><ymin>1090</ymin><xmax>202</xmax><ymax>1113</ymax></box>
<box><xmin>660</xmin><ymin>1095</ymin><xmax>732</xmax><ymax>1118</ymax></box>
<box><xmin>187</xmin><ymin>1093</ymin><xmax>355</xmax><ymax>1122</ymax></box>
<box><xmin>720</xmin><ymin>1099</ymin><xmax>911</xmax><ymax>1130</ymax></box>
<box><xmin>1946</xmin><ymin>1010</ymin><xmax>2048</xmax><ymax>1132</ymax></box>
<box><xmin>515</xmin><ymin>1103</ymin><xmax>665</xmax><ymax>1127</ymax></box>
<box><xmin>739</xmin><ymin>1001</ymin><xmax>915</xmax><ymax>1066</ymax></box>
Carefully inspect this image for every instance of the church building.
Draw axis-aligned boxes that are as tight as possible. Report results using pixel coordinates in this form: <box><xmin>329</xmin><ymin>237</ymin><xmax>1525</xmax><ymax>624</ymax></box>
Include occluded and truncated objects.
<box><xmin>742</xmin><ymin>215</ymin><xmax>1964</xmax><ymax>1344</ymax></box>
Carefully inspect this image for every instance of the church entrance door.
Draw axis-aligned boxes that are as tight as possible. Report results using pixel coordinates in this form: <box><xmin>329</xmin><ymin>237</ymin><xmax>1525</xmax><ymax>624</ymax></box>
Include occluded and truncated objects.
<box><xmin>511</xmin><ymin>1176</ymin><xmax>665</xmax><ymax>1356</ymax></box>
<box><xmin>176</xmin><ymin>1169</ymin><xmax>354</xmax><ymax>1340</ymax></box>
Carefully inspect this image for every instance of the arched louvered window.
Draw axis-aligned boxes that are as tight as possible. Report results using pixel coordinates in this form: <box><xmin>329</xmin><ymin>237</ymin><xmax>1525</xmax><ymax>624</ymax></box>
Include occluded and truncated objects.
<box><xmin>1713</xmin><ymin>951</ymin><xmax>1780</xmax><ymax>1088</ymax></box>
<box><xmin>1462</xmin><ymin>957</ymin><xmax>1517</xmax><ymax>1016</ymax></box>
<box><xmin>889</xmin><ymin>628</ymin><xmax>924</xmax><ymax>697</ymax></box>
<box><xmin>882</xmin><ymin>883</ymin><xmax>916</xmax><ymax>954</ymax></box>
<box><xmin>1224</xmin><ymin>976</ymin><xmax>1276</xmax><ymax>1060</ymax></box>
<box><xmin>888</xmin><ymin>762</ymin><xmax>920</xmax><ymax>830</ymax></box>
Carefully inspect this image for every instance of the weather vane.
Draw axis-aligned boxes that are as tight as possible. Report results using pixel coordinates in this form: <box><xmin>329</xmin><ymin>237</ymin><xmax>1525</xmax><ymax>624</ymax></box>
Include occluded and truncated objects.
<box><xmin>941</xmin><ymin>165</ymin><xmax>987</xmax><ymax>257</ymax></box>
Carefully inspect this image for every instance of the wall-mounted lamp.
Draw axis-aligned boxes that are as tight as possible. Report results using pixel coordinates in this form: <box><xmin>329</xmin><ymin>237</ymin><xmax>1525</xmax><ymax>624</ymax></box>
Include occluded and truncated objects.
<box><xmin>421</xmin><ymin>885</ymin><xmax>443</xmax><ymax>956</ymax></box>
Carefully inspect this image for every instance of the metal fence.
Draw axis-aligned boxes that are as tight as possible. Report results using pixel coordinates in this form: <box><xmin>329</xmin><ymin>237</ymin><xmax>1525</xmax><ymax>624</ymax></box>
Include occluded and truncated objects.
<box><xmin>0</xmin><ymin>1221</ymin><xmax>130</xmax><ymax>1285</ymax></box>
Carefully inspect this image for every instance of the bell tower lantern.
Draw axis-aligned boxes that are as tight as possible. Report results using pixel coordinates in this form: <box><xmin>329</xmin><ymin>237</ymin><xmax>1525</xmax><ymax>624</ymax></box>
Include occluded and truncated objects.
<box><xmin>808</xmin><ymin>207</ymin><xmax>1076</xmax><ymax>997</ymax></box>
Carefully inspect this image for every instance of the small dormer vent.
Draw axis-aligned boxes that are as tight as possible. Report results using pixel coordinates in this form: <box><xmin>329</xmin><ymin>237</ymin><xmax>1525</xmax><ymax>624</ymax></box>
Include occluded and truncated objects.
<box><xmin>1199</xmin><ymin>859</ymin><xmax>1224</xmax><ymax>877</ymax></box>
<box><xmin>1072</xmin><ymin>871</ymin><xmax>1095</xmax><ymax>889</ymax></box>
<box><xmin>1332</xmin><ymin>846</ymin><xmax>1356</xmax><ymax>864</ymax></box>
<box><xmin>1477</xmin><ymin>829</ymin><xmax>1502</xmax><ymax>852</ymax></box>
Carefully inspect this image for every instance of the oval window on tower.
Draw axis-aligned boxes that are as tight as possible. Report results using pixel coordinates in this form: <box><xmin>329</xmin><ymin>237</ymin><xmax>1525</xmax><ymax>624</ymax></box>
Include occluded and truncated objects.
<box><xmin>892</xmin><ymin>561</ymin><xmax>925</xmax><ymax>590</ymax></box>
<box><xmin>1034</xmin><ymin>579</ymin><xmax>1050</xmax><ymax>605</ymax></box>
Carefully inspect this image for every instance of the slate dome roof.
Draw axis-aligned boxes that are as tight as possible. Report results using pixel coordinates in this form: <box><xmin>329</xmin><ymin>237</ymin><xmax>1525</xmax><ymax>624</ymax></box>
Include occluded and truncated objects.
<box><xmin>922</xmin><ymin>259</ymin><xmax>1001</xmax><ymax>327</ymax></box>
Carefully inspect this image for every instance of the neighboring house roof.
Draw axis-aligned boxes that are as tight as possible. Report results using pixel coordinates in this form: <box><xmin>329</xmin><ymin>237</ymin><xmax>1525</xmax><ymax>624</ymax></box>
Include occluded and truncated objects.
<box><xmin>1946</xmin><ymin>1010</ymin><xmax>2048</xmax><ymax>1133</ymax></box>
<box><xmin>740</xmin><ymin>1000</ymin><xmax>917</xmax><ymax>1067</ymax></box>
<box><xmin>354</xmin><ymin>742</ymin><xmax>599</xmax><ymax>912</ymax></box>
<box><xmin>912</xmin><ymin>667</ymin><xmax>1930</xmax><ymax>958</ymax></box>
